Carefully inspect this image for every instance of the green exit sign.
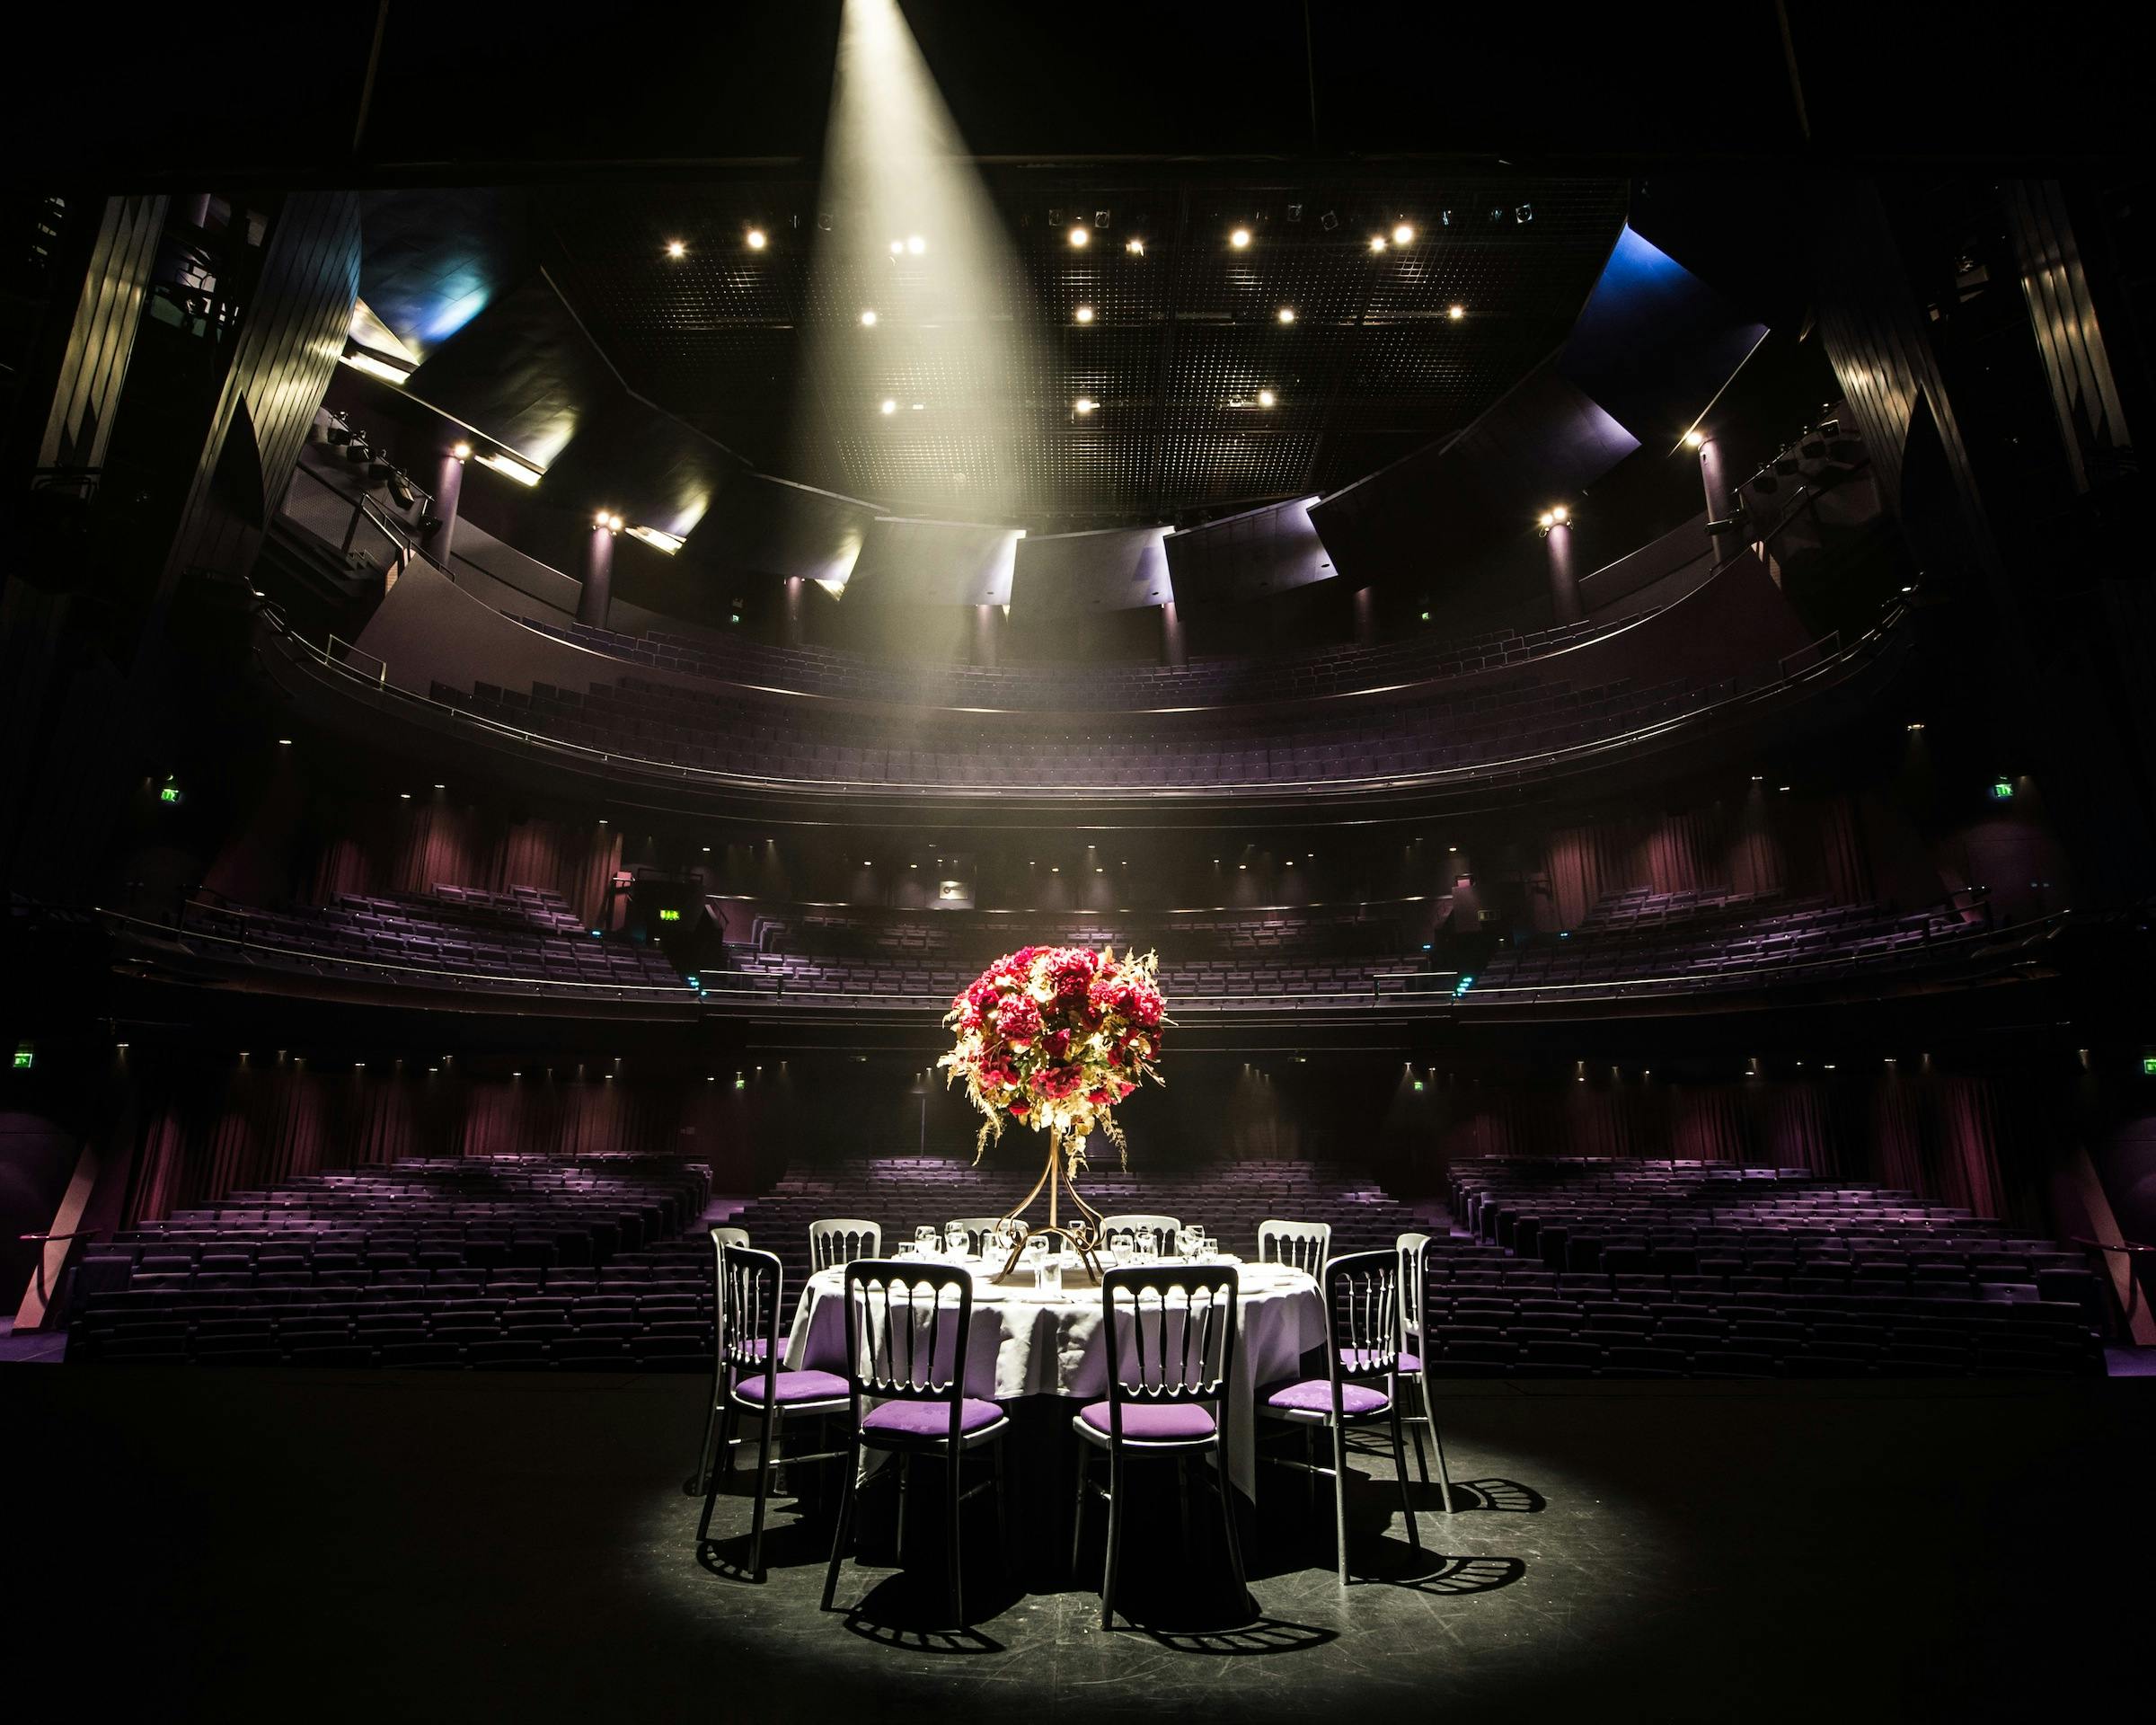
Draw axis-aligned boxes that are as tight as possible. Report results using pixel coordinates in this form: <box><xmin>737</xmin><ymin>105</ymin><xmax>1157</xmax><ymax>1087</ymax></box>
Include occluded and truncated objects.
<box><xmin>158</xmin><ymin>784</ymin><xmax>181</xmax><ymax>804</ymax></box>
<box><xmin>12</xmin><ymin>1043</ymin><xmax>32</xmax><ymax>1070</ymax></box>
<box><xmin>2142</xmin><ymin>1056</ymin><xmax>2156</xmax><ymax>1077</ymax></box>
<box><xmin>1990</xmin><ymin>779</ymin><xmax>2014</xmax><ymax>801</ymax></box>
<box><xmin>658</xmin><ymin>907</ymin><xmax>681</xmax><ymax>923</ymax></box>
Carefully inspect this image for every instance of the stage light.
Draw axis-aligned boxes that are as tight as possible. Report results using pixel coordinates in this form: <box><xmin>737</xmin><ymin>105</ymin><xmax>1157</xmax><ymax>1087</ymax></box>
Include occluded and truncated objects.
<box><xmin>340</xmin><ymin>351</ymin><xmax>411</xmax><ymax>385</ymax></box>
<box><xmin>1447</xmin><ymin>304</ymin><xmax>1464</xmax><ymax>320</ymax></box>
<box><xmin>476</xmin><ymin>452</ymin><xmax>543</xmax><ymax>487</ymax></box>
<box><xmin>595</xmin><ymin>510</ymin><xmax>611</xmax><ymax>527</ymax></box>
<box><xmin>860</xmin><ymin>309</ymin><xmax>878</xmax><ymax>326</ymax></box>
<box><xmin>1369</xmin><ymin>234</ymin><xmax>1388</xmax><ymax>253</ymax></box>
<box><xmin>881</xmin><ymin>399</ymin><xmax>897</xmax><ymax>414</ymax></box>
<box><xmin>665</xmin><ymin>240</ymin><xmax>686</xmax><ymax>259</ymax></box>
<box><xmin>1683</xmin><ymin>429</ymin><xmax>1706</xmax><ymax>448</ymax></box>
<box><xmin>1257</xmin><ymin>389</ymin><xmax>1276</xmax><ymax>407</ymax></box>
<box><xmin>746</xmin><ymin>228</ymin><xmax>766</xmax><ymax>250</ymax></box>
<box><xmin>627</xmin><ymin>525</ymin><xmax>685</xmax><ymax>553</ymax></box>
<box><xmin>911</xmin><ymin>402</ymin><xmax>924</xmax><ymax>411</ymax></box>
<box><xmin>1230</xmin><ymin>227</ymin><xmax>1250</xmax><ymax>248</ymax></box>
<box><xmin>890</xmin><ymin>239</ymin><xmax>904</xmax><ymax>254</ymax></box>
<box><xmin>451</xmin><ymin>440</ymin><xmax>472</xmax><ymax>461</ymax></box>
<box><xmin>1538</xmin><ymin>511</ymin><xmax>1555</xmax><ymax>528</ymax></box>
<box><xmin>1277</xmin><ymin>307</ymin><xmax>1296</xmax><ymax>323</ymax></box>
<box><xmin>1551</xmin><ymin>505</ymin><xmax>1568</xmax><ymax>523</ymax></box>
<box><xmin>906</xmin><ymin>234</ymin><xmax>925</xmax><ymax>253</ymax></box>
<box><xmin>399</xmin><ymin>792</ymin><xmax>411</xmax><ymax>800</ymax></box>
<box><xmin>608</xmin><ymin>513</ymin><xmax>623</xmax><ymax>531</ymax></box>
<box><xmin>1068</xmin><ymin>226</ymin><xmax>1090</xmax><ymax>247</ymax></box>
<box><xmin>1074</xmin><ymin>397</ymin><xmax>1098</xmax><ymax>414</ymax></box>
<box><xmin>277</xmin><ymin>739</ymin><xmax>291</xmax><ymax>746</ymax></box>
<box><xmin>1393</xmin><ymin>223</ymin><xmax>1415</xmax><ymax>244</ymax></box>
<box><xmin>1125</xmin><ymin>237</ymin><xmax>1144</xmax><ymax>255</ymax></box>
<box><xmin>1074</xmin><ymin>305</ymin><xmax>1094</xmax><ymax>324</ymax></box>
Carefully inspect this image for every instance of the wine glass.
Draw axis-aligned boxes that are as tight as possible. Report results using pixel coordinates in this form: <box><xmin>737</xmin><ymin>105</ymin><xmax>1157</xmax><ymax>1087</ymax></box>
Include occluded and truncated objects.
<box><xmin>1110</xmin><ymin>1231</ymin><xmax>1135</xmax><ymax>1267</ymax></box>
<box><xmin>946</xmin><ymin>1224</ymin><xmax>971</xmax><ymax>1260</ymax></box>
<box><xmin>915</xmin><ymin>1225</ymin><xmax>939</xmax><ymax>1259</ymax></box>
<box><xmin>1178</xmin><ymin>1225</ymin><xmax>1203</xmax><ymax>1261</ymax></box>
<box><xmin>1135</xmin><ymin>1232</ymin><xmax>1158</xmax><ymax>1262</ymax></box>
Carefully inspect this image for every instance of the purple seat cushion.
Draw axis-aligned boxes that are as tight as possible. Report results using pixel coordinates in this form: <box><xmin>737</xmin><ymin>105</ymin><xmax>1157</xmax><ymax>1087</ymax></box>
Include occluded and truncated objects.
<box><xmin>1398</xmin><ymin>1350</ymin><xmax>1423</xmax><ymax>1374</ymax></box>
<box><xmin>1079</xmin><ymin>1401</ymin><xmax>1217</xmax><ymax>1441</ymax></box>
<box><xmin>861</xmin><ymin>1396</ymin><xmax>1004</xmax><ymax>1438</ymax></box>
<box><xmin>1264</xmin><ymin>1378</ymin><xmax>1391</xmax><ymax>1417</ymax></box>
<box><xmin>730</xmin><ymin>1369</ymin><xmax>848</xmax><ymax>1405</ymax></box>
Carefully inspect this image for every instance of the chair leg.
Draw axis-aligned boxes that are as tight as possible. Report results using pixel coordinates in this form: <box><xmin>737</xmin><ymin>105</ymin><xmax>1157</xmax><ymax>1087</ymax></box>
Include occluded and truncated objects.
<box><xmin>1070</xmin><ymin>1446</ymin><xmax>1090</xmax><ymax>1576</ymax></box>
<box><xmin>1330</xmin><ymin>1419</ymin><xmax>1351</xmax><ymax>1588</ymax></box>
<box><xmin>1101</xmin><ymin>1442</ymin><xmax>1127</xmax><ymax>1630</ymax></box>
<box><xmin>1214</xmin><ymin>1444</ymin><xmax>1248</xmax><ymax>1610</ymax></box>
<box><xmin>947</xmin><ymin>1447</ymin><xmax>967</xmax><ymax>1626</ymax></box>
<box><xmin>747</xmin><ymin>1406</ymin><xmax>778</xmax><ymax>1579</ymax></box>
<box><xmin>821</xmin><ymin>1436</ymin><xmax>862</xmax><ymax>1611</ymax></box>
<box><xmin>1303</xmin><ymin>1425</ymin><xmax>1316</xmax><ymax>1522</ymax></box>
<box><xmin>1418</xmin><ymin>1372</ymin><xmax>1455</xmax><ymax>1514</ymax></box>
<box><xmin>696</xmin><ymin>1423</ymin><xmax>727</xmax><ymax>1546</ymax></box>
<box><xmin>896</xmin><ymin>1453</ymin><xmax>912</xmax><ymax>1562</ymax></box>
<box><xmin>1405</xmin><ymin>1404</ymin><xmax>1429</xmax><ymax>1486</ymax></box>
<box><xmin>1176</xmin><ymin>1452</ymin><xmax>1194</xmax><ymax>1555</ymax></box>
<box><xmin>992</xmin><ymin>1435</ymin><xmax>1011</xmax><ymax>1581</ymax></box>
<box><xmin>694</xmin><ymin>1374</ymin><xmax>722</xmax><ymax>1494</ymax></box>
<box><xmin>1387</xmin><ymin>1402</ymin><xmax>1420</xmax><ymax>1551</ymax></box>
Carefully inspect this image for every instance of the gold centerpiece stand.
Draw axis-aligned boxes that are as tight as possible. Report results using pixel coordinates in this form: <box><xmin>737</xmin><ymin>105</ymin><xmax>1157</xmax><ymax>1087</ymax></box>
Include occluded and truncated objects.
<box><xmin>994</xmin><ymin>1125</ymin><xmax>1106</xmax><ymax>1283</ymax></box>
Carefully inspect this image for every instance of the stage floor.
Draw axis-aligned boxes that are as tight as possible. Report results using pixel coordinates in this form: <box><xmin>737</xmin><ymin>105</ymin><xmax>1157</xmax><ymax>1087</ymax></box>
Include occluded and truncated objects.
<box><xmin>3</xmin><ymin>1367</ymin><xmax>2146</xmax><ymax>1722</ymax></box>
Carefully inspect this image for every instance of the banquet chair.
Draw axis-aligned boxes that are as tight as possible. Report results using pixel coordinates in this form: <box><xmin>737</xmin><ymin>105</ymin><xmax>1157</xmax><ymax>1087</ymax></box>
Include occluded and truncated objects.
<box><xmin>822</xmin><ymin>1261</ymin><xmax>1010</xmax><ymax>1625</ymax></box>
<box><xmin>809</xmin><ymin>1218</ymin><xmax>882</xmax><ymax>1272</ymax></box>
<box><xmin>1256</xmin><ymin>1249</ymin><xmax>1421</xmax><ymax>1586</ymax></box>
<box><xmin>1098</xmin><ymin>1214</ymin><xmax>1182</xmax><ymax>1256</ymax></box>
<box><xmin>691</xmin><ymin>1225</ymin><xmax>751</xmax><ymax>1495</ymax></box>
<box><xmin>698</xmin><ymin>1245</ymin><xmax>850</xmax><ymax>1579</ymax></box>
<box><xmin>1072</xmin><ymin>1264</ymin><xmax>1247</xmax><ymax>1630</ymax></box>
<box><xmin>944</xmin><ymin>1216</ymin><xmax>1010</xmax><ymax>1256</ymax></box>
<box><xmin>1394</xmin><ymin>1232</ymin><xmax>1456</xmax><ymax>1514</ymax></box>
<box><xmin>1257</xmin><ymin>1219</ymin><xmax>1332</xmax><ymax>1276</ymax></box>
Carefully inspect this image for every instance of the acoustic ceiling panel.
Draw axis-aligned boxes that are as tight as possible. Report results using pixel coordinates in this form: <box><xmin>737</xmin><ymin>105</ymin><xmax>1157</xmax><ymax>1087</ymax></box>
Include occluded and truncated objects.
<box><xmin>1162</xmin><ymin>496</ymin><xmax>1330</xmax><ymax>606</ymax></box>
<box><xmin>1010</xmin><ymin>526</ymin><xmax>1172</xmax><ymax>617</ymax></box>
<box><xmin>842</xmin><ymin>516</ymin><xmax>1023</xmax><ymax>607</ymax></box>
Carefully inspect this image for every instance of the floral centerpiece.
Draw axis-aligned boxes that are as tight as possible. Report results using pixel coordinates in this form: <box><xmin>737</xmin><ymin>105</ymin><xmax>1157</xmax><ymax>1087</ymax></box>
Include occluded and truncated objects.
<box><xmin>940</xmin><ymin>945</ymin><xmax>1168</xmax><ymax>1269</ymax></box>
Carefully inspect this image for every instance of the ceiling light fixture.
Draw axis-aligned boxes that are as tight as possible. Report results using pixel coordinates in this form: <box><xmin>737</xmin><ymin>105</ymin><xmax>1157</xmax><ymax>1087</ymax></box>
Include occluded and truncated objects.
<box><xmin>450</xmin><ymin>440</ymin><xmax>472</xmax><ymax>461</ymax></box>
<box><xmin>1257</xmin><ymin>388</ymin><xmax>1277</xmax><ymax>407</ymax></box>
<box><xmin>1125</xmin><ymin>237</ymin><xmax>1144</xmax><ymax>256</ymax></box>
<box><xmin>665</xmin><ymin>240</ymin><xmax>686</xmax><ymax>259</ymax></box>
<box><xmin>1074</xmin><ymin>305</ymin><xmax>1094</xmax><ymax>324</ymax></box>
<box><xmin>1068</xmin><ymin>226</ymin><xmax>1090</xmax><ymax>247</ymax></box>
<box><xmin>1683</xmin><ymin>429</ymin><xmax>1706</xmax><ymax>448</ymax></box>
<box><xmin>906</xmin><ymin>235</ymin><xmax>926</xmax><ymax>254</ymax></box>
<box><xmin>1393</xmin><ymin>223</ymin><xmax>1416</xmax><ymax>244</ymax></box>
<box><xmin>476</xmin><ymin>451</ymin><xmax>543</xmax><ymax>487</ymax></box>
<box><xmin>889</xmin><ymin>240</ymin><xmax>904</xmax><ymax>255</ymax></box>
<box><xmin>880</xmin><ymin>399</ymin><xmax>897</xmax><ymax>414</ymax></box>
<box><xmin>1369</xmin><ymin>234</ymin><xmax>1389</xmax><ymax>253</ymax></box>
<box><xmin>860</xmin><ymin>309</ymin><xmax>877</xmax><ymax>326</ymax></box>
<box><xmin>1230</xmin><ymin>228</ymin><xmax>1251</xmax><ymax>248</ymax></box>
<box><xmin>1277</xmin><ymin>307</ymin><xmax>1296</xmax><ymax>323</ymax></box>
<box><xmin>1447</xmin><ymin>304</ymin><xmax>1465</xmax><ymax>320</ymax></box>
<box><xmin>1074</xmin><ymin>397</ymin><xmax>1098</xmax><ymax>414</ymax></box>
<box><xmin>745</xmin><ymin>229</ymin><xmax>766</xmax><ymax>251</ymax></box>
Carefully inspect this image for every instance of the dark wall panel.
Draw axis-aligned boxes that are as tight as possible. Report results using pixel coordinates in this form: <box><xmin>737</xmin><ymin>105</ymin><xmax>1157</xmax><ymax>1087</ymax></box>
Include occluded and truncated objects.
<box><xmin>1163</xmin><ymin>496</ymin><xmax>1330</xmax><ymax>606</ymax></box>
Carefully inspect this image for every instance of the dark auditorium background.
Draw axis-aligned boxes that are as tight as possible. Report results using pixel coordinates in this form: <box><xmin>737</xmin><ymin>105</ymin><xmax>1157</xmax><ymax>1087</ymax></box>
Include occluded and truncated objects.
<box><xmin>0</xmin><ymin>3</ymin><xmax>2152</xmax><ymax>1720</ymax></box>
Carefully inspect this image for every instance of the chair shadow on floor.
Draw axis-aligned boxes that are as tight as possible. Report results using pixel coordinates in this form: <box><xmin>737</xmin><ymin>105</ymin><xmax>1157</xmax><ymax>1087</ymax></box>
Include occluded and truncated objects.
<box><xmin>837</xmin><ymin>1572</ymin><xmax>1012</xmax><ymax>1656</ymax></box>
<box><xmin>1409</xmin><ymin>1475</ymin><xmax>1547</xmax><ymax>1515</ymax></box>
<box><xmin>1136</xmin><ymin>1616</ymin><xmax>1339</xmax><ymax>1657</ymax></box>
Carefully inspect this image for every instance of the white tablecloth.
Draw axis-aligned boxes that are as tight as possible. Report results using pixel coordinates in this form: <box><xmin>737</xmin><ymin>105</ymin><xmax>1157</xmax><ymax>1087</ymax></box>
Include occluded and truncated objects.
<box><xmin>784</xmin><ymin>1259</ymin><xmax>1325</xmax><ymax>1493</ymax></box>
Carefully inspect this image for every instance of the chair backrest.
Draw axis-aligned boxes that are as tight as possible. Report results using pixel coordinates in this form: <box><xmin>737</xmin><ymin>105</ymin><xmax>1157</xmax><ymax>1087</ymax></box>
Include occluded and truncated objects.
<box><xmin>809</xmin><ymin>1217</ymin><xmax>882</xmax><ymax>1272</ymax></box>
<box><xmin>1099</xmin><ymin>1213</ymin><xmax>1182</xmax><ymax>1255</ymax></box>
<box><xmin>719</xmin><ymin>1244</ymin><xmax>785</xmax><ymax>1382</ymax></box>
<box><xmin>944</xmin><ymin>1216</ymin><xmax>1009</xmax><ymax>1255</ymax></box>
<box><xmin>1258</xmin><ymin>1219</ymin><xmax>1332</xmax><ymax>1276</ymax></box>
<box><xmin>1099</xmin><ymin>1264</ymin><xmax>1240</xmax><ymax>1442</ymax></box>
<box><xmin>1395</xmin><ymin>1232</ymin><xmax>1433</xmax><ymax>1351</ymax></box>
<box><xmin>839</xmin><ymin>1261</ymin><xmax>976</xmax><ymax>1434</ymax></box>
<box><xmin>1324</xmin><ymin>1250</ymin><xmax>1402</xmax><ymax>1386</ymax></box>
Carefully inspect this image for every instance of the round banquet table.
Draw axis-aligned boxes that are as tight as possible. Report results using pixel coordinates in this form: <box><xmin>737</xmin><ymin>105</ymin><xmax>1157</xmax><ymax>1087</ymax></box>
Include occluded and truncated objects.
<box><xmin>782</xmin><ymin>1257</ymin><xmax>1326</xmax><ymax>1500</ymax></box>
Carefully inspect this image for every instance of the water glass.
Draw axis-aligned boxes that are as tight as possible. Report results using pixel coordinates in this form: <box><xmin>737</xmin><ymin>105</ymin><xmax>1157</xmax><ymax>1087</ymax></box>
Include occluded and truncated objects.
<box><xmin>1201</xmin><ymin>1234</ymin><xmax>1218</xmax><ymax>1261</ymax></box>
<box><xmin>1135</xmin><ymin>1233</ymin><xmax>1157</xmax><ymax>1262</ymax></box>
<box><xmin>1110</xmin><ymin>1231</ymin><xmax>1135</xmax><ymax>1266</ymax></box>
<box><xmin>946</xmin><ymin>1225</ymin><xmax>971</xmax><ymax>1260</ymax></box>
<box><xmin>1177</xmin><ymin>1225</ymin><xmax>1203</xmax><ymax>1261</ymax></box>
<box><xmin>915</xmin><ymin>1225</ymin><xmax>939</xmax><ymax>1257</ymax></box>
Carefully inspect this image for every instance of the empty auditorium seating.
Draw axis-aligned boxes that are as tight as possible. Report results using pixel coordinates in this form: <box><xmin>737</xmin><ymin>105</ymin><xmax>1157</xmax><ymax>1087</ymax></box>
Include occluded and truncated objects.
<box><xmin>176</xmin><ymin>888</ymin><xmax>693</xmax><ymax>998</ymax></box>
<box><xmin>434</xmin><ymin>659</ymin><xmax>1734</xmax><ymax>791</ymax></box>
<box><xmin>1464</xmin><ymin>889</ymin><xmax>2013</xmax><ymax>1001</ymax></box>
<box><xmin>1432</xmin><ymin>1158</ymin><xmax>2103</xmax><ymax>1379</ymax></box>
<box><xmin>508</xmin><ymin>610</ymin><xmax>1638</xmax><ymax>712</ymax></box>
<box><xmin>68</xmin><ymin>1156</ymin><xmax>716</xmax><ymax>1371</ymax></box>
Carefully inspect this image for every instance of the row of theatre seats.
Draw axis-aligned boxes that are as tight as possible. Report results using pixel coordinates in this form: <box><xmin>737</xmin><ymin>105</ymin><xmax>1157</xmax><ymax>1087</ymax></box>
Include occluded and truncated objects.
<box><xmin>1435</xmin><ymin>1158</ymin><xmax>2104</xmax><ymax>1377</ymax></box>
<box><xmin>1468</xmin><ymin>889</ymin><xmax>2000</xmax><ymax>999</ymax></box>
<box><xmin>64</xmin><ymin>1150</ymin><xmax>2106</xmax><ymax>1378</ymax></box>
<box><xmin>514</xmin><ymin>611</ymin><xmax>1633</xmax><ymax>712</ymax></box>
<box><xmin>178</xmin><ymin>889</ymin><xmax>692</xmax><ymax>996</ymax></box>
<box><xmin>436</xmin><ymin>664</ymin><xmax>1723</xmax><ymax>788</ymax></box>
<box><xmin>725</xmin><ymin>949</ymin><xmax>1416</xmax><ymax>1004</ymax></box>
<box><xmin>67</xmin><ymin>1156</ymin><xmax>718</xmax><ymax>1369</ymax></box>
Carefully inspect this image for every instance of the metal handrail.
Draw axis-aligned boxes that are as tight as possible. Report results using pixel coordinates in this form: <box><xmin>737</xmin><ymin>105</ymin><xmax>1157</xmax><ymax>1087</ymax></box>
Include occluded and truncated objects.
<box><xmin>259</xmin><ymin>597</ymin><xmax>1912</xmax><ymax>804</ymax></box>
<box><xmin>20</xmin><ymin>1229</ymin><xmax>98</xmax><ymax>1305</ymax></box>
